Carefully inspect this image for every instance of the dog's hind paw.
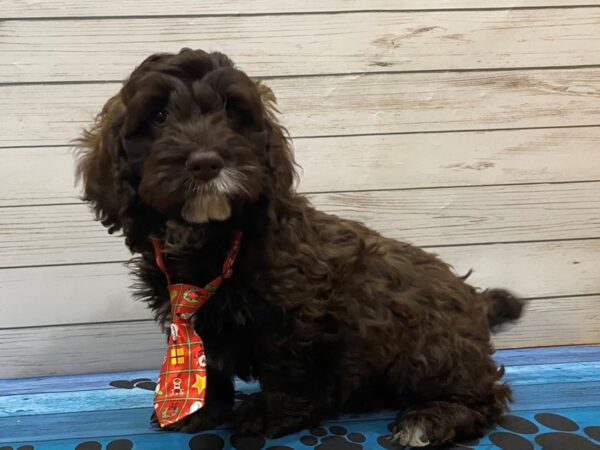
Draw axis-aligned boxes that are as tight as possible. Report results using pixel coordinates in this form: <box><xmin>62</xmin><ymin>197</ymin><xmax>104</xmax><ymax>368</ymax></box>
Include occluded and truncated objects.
<box><xmin>392</xmin><ymin>420</ymin><xmax>430</xmax><ymax>447</ymax></box>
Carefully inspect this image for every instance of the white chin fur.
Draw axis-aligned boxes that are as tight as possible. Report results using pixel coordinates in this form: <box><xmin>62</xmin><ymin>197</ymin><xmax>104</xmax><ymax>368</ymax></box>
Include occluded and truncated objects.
<box><xmin>182</xmin><ymin>192</ymin><xmax>232</xmax><ymax>223</ymax></box>
<box><xmin>181</xmin><ymin>169</ymin><xmax>244</xmax><ymax>224</ymax></box>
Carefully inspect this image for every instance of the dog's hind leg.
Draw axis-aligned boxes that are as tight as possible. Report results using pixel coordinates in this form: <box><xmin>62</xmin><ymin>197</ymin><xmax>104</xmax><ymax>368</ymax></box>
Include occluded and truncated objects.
<box><xmin>389</xmin><ymin>363</ymin><xmax>511</xmax><ymax>447</ymax></box>
<box><xmin>385</xmin><ymin>333</ymin><xmax>512</xmax><ymax>447</ymax></box>
<box><xmin>393</xmin><ymin>384</ymin><xmax>510</xmax><ymax>446</ymax></box>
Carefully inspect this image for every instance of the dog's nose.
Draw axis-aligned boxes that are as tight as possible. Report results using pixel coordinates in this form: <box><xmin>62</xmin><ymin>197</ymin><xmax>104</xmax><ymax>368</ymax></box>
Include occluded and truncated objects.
<box><xmin>186</xmin><ymin>151</ymin><xmax>224</xmax><ymax>181</ymax></box>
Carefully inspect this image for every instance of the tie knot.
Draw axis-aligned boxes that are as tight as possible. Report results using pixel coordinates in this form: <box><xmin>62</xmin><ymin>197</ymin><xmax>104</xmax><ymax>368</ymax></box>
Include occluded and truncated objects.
<box><xmin>169</xmin><ymin>284</ymin><xmax>211</xmax><ymax>321</ymax></box>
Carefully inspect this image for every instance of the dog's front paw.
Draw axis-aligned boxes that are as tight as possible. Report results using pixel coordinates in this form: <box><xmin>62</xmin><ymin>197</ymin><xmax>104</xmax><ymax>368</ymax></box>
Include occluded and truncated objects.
<box><xmin>152</xmin><ymin>403</ymin><xmax>232</xmax><ymax>433</ymax></box>
<box><xmin>234</xmin><ymin>391</ymin><xmax>319</xmax><ymax>438</ymax></box>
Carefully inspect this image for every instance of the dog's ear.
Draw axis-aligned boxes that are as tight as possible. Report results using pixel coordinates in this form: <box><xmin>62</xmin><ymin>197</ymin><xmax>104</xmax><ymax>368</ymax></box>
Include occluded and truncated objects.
<box><xmin>255</xmin><ymin>80</ymin><xmax>298</xmax><ymax>196</ymax></box>
<box><xmin>75</xmin><ymin>93</ymin><xmax>128</xmax><ymax>234</ymax></box>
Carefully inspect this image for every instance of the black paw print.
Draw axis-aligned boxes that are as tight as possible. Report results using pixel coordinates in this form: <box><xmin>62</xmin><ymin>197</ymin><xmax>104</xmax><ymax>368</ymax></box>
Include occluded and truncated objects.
<box><xmin>0</xmin><ymin>446</ymin><xmax>34</xmax><ymax>450</ymax></box>
<box><xmin>189</xmin><ymin>433</ymin><xmax>225</xmax><ymax>450</ymax></box>
<box><xmin>490</xmin><ymin>413</ymin><xmax>600</xmax><ymax>450</ymax></box>
<box><xmin>109</xmin><ymin>378</ymin><xmax>157</xmax><ymax>391</ymax></box>
<box><xmin>227</xmin><ymin>434</ymin><xmax>293</xmax><ymax>450</ymax></box>
<box><xmin>230</xmin><ymin>435</ymin><xmax>265</xmax><ymax>450</ymax></box>
<box><xmin>300</xmin><ymin>426</ymin><xmax>366</xmax><ymax>449</ymax></box>
<box><xmin>74</xmin><ymin>440</ymin><xmax>133</xmax><ymax>450</ymax></box>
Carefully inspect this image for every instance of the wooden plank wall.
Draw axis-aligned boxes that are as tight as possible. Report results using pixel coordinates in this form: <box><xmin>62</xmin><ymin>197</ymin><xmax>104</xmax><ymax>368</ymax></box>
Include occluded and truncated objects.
<box><xmin>1</xmin><ymin>0</ymin><xmax>599</xmax><ymax>377</ymax></box>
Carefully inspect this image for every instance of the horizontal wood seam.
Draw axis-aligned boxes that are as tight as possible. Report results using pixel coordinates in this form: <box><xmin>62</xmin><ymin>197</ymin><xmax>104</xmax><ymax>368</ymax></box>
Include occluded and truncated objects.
<box><xmin>2</xmin><ymin>124</ymin><xmax>600</xmax><ymax>151</ymax></box>
<box><xmin>3</xmin><ymin>179</ymin><xmax>600</xmax><ymax>210</ymax></box>
<box><xmin>3</xmin><ymin>237</ymin><xmax>600</xmax><ymax>271</ymax></box>
<box><xmin>3</xmin><ymin>4</ymin><xmax>600</xmax><ymax>21</ymax></box>
<box><xmin>5</xmin><ymin>64</ymin><xmax>600</xmax><ymax>87</ymax></box>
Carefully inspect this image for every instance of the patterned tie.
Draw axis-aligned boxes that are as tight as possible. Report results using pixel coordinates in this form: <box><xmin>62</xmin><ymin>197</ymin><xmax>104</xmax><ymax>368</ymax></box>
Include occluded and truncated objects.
<box><xmin>150</xmin><ymin>231</ymin><xmax>243</xmax><ymax>427</ymax></box>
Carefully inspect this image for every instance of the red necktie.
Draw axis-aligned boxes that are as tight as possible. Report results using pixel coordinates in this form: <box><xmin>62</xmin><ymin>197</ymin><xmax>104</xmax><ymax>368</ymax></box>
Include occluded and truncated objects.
<box><xmin>150</xmin><ymin>231</ymin><xmax>243</xmax><ymax>427</ymax></box>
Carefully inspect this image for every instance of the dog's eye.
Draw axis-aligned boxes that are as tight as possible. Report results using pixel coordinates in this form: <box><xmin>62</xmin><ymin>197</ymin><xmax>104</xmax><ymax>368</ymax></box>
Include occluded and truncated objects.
<box><xmin>153</xmin><ymin>109</ymin><xmax>168</xmax><ymax>125</ymax></box>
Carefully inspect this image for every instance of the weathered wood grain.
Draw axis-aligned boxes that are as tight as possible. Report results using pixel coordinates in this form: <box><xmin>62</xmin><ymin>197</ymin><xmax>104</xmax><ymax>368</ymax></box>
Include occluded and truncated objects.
<box><xmin>2</xmin><ymin>239</ymin><xmax>599</xmax><ymax>328</ymax></box>
<box><xmin>0</xmin><ymin>321</ymin><xmax>165</xmax><ymax>378</ymax></box>
<box><xmin>0</xmin><ymin>263</ymin><xmax>151</xmax><ymax>328</ymax></box>
<box><xmin>4</xmin><ymin>69</ymin><xmax>600</xmax><ymax>147</ymax></box>
<box><xmin>3</xmin><ymin>127</ymin><xmax>600</xmax><ymax>206</ymax></box>
<box><xmin>3</xmin><ymin>8</ymin><xmax>600</xmax><ymax>82</ymax></box>
<box><xmin>435</xmin><ymin>240</ymin><xmax>600</xmax><ymax>300</ymax></box>
<box><xmin>495</xmin><ymin>296</ymin><xmax>600</xmax><ymax>348</ymax></box>
<box><xmin>1</xmin><ymin>182</ymin><xmax>599</xmax><ymax>267</ymax></box>
<box><xmin>0</xmin><ymin>146</ymin><xmax>77</xmax><ymax>206</ymax></box>
<box><xmin>1</xmin><ymin>1</ymin><xmax>597</xmax><ymax>19</ymax></box>
<box><xmin>1</xmin><ymin>0</ymin><xmax>599</xmax><ymax>371</ymax></box>
<box><xmin>2</xmin><ymin>295</ymin><xmax>597</xmax><ymax>377</ymax></box>
<box><xmin>312</xmin><ymin>183</ymin><xmax>600</xmax><ymax>246</ymax></box>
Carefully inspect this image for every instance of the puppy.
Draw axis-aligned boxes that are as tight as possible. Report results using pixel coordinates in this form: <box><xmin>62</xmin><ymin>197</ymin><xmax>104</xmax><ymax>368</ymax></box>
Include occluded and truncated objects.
<box><xmin>76</xmin><ymin>48</ymin><xmax>523</xmax><ymax>446</ymax></box>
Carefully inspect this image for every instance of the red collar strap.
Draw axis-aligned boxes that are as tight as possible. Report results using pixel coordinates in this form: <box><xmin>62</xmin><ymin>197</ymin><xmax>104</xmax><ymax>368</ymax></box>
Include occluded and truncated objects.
<box><xmin>149</xmin><ymin>230</ymin><xmax>243</xmax><ymax>427</ymax></box>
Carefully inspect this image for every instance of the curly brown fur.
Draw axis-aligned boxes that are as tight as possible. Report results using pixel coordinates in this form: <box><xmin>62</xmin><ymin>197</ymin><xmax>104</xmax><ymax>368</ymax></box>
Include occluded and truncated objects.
<box><xmin>76</xmin><ymin>48</ymin><xmax>524</xmax><ymax>446</ymax></box>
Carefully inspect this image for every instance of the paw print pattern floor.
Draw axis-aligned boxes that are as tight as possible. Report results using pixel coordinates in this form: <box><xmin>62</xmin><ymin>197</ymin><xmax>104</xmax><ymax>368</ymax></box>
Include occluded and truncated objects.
<box><xmin>300</xmin><ymin>426</ymin><xmax>366</xmax><ymax>449</ymax></box>
<box><xmin>484</xmin><ymin>413</ymin><xmax>600</xmax><ymax>450</ymax></box>
<box><xmin>2</xmin><ymin>346</ymin><xmax>600</xmax><ymax>450</ymax></box>
<box><xmin>74</xmin><ymin>440</ymin><xmax>133</xmax><ymax>450</ymax></box>
<box><xmin>188</xmin><ymin>434</ymin><xmax>226</xmax><ymax>450</ymax></box>
<box><xmin>0</xmin><ymin>446</ymin><xmax>34</xmax><ymax>450</ymax></box>
<box><xmin>108</xmin><ymin>378</ymin><xmax>157</xmax><ymax>391</ymax></box>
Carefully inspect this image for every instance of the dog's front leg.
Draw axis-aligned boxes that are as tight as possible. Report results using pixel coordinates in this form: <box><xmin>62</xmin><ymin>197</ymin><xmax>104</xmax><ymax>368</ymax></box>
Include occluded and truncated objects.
<box><xmin>154</xmin><ymin>363</ymin><xmax>235</xmax><ymax>432</ymax></box>
<box><xmin>233</xmin><ymin>346</ymin><xmax>333</xmax><ymax>438</ymax></box>
<box><xmin>234</xmin><ymin>389</ymin><xmax>327</xmax><ymax>438</ymax></box>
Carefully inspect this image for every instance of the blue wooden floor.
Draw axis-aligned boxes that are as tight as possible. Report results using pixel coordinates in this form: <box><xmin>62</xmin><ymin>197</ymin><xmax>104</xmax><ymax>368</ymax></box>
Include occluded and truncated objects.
<box><xmin>1</xmin><ymin>346</ymin><xmax>599</xmax><ymax>450</ymax></box>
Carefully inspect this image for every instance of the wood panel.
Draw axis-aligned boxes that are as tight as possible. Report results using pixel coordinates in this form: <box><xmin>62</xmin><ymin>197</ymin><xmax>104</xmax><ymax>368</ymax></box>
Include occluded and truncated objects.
<box><xmin>4</xmin><ymin>8</ymin><xmax>600</xmax><ymax>82</ymax></box>
<box><xmin>272</xmin><ymin>69</ymin><xmax>600</xmax><ymax>137</ymax></box>
<box><xmin>4</xmin><ymin>68</ymin><xmax>600</xmax><ymax>147</ymax></box>
<box><xmin>0</xmin><ymin>321</ymin><xmax>165</xmax><ymax>378</ymax></box>
<box><xmin>1</xmin><ymin>0</ymin><xmax>599</xmax><ymax>374</ymax></box>
<box><xmin>494</xmin><ymin>295</ymin><xmax>600</xmax><ymax>348</ymax></box>
<box><xmin>435</xmin><ymin>240</ymin><xmax>600</xmax><ymax>300</ymax></box>
<box><xmin>2</xmin><ymin>295</ymin><xmax>597</xmax><ymax>377</ymax></box>
<box><xmin>2</xmin><ymin>182</ymin><xmax>598</xmax><ymax>267</ymax></box>
<box><xmin>2</xmin><ymin>1</ymin><xmax>597</xmax><ymax>19</ymax></box>
<box><xmin>0</xmin><ymin>146</ymin><xmax>77</xmax><ymax>206</ymax></box>
<box><xmin>3</xmin><ymin>127</ymin><xmax>600</xmax><ymax>206</ymax></box>
<box><xmin>1</xmin><ymin>239</ymin><xmax>599</xmax><ymax>328</ymax></box>
<box><xmin>0</xmin><ymin>263</ymin><xmax>152</xmax><ymax>328</ymax></box>
<box><xmin>315</xmin><ymin>182</ymin><xmax>600</xmax><ymax>245</ymax></box>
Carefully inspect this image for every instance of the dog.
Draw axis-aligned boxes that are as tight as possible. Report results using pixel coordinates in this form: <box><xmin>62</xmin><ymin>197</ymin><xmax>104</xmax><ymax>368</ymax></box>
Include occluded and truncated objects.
<box><xmin>76</xmin><ymin>48</ymin><xmax>523</xmax><ymax>447</ymax></box>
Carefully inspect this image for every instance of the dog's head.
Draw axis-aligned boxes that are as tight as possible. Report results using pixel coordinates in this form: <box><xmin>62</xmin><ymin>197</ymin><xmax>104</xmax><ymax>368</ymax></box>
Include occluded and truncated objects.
<box><xmin>76</xmin><ymin>48</ymin><xmax>295</xmax><ymax>249</ymax></box>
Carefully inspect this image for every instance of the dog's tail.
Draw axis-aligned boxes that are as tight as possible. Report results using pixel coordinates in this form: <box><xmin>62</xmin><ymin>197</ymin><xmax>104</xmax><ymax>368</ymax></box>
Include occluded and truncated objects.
<box><xmin>484</xmin><ymin>288</ymin><xmax>524</xmax><ymax>332</ymax></box>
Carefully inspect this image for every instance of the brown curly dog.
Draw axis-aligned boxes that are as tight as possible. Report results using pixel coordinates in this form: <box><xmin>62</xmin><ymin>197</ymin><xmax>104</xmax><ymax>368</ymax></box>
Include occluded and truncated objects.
<box><xmin>76</xmin><ymin>48</ymin><xmax>523</xmax><ymax>447</ymax></box>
